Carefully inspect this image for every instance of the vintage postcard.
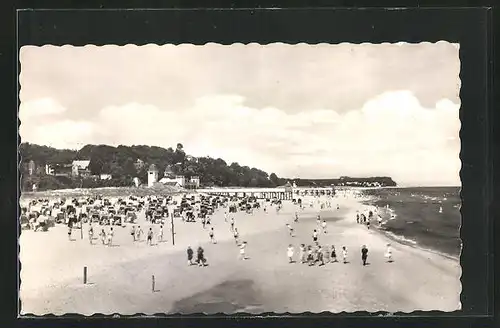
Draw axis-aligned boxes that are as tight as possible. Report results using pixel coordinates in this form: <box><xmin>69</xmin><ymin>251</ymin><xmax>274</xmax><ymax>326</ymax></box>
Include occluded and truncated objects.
<box><xmin>19</xmin><ymin>42</ymin><xmax>461</xmax><ymax>315</ymax></box>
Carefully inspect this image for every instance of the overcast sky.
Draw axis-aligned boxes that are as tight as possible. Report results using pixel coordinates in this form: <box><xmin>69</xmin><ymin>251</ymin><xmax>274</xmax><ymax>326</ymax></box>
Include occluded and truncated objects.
<box><xmin>19</xmin><ymin>42</ymin><xmax>461</xmax><ymax>186</ymax></box>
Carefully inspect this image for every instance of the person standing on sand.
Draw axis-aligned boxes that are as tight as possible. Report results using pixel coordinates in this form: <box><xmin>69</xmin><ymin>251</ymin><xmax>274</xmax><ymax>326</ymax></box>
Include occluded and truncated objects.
<box><xmin>316</xmin><ymin>215</ymin><xmax>321</xmax><ymax>227</ymax></box>
<box><xmin>224</xmin><ymin>212</ymin><xmax>228</xmax><ymax>222</ymax></box>
<box><xmin>385</xmin><ymin>244</ymin><xmax>393</xmax><ymax>262</ymax></box>
<box><xmin>67</xmin><ymin>222</ymin><xmax>72</xmax><ymax>241</ymax></box>
<box><xmin>287</xmin><ymin>244</ymin><xmax>294</xmax><ymax>263</ymax></box>
<box><xmin>197</xmin><ymin>246</ymin><xmax>207</xmax><ymax>266</ymax></box>
<box><xmin>233</xmin><ymin>228</ymin><xmax>240</xmax><ymax>245</ymax></box>
<box><xmin>159</xmin><ymin>225</ymin><xmax>164</xmax><ymax>242</ymax></box>
<box><xmin>312</xmin><ymin>229</ymin><xmax>319</xmax><ymax>243</ymax></box>
<box><xmin>187</xmin><ymin>246</ymin><xmax>194</xmax><ymax>265</ymax></box>
<box><xmin>377</xmin><ymin>215</ymin><xmax>383</xmax><ymax>226</ymax></box>
<box><xmin>239</xmin><ymin>242</ymin><xmax>247</xmax><ymax>260</ymax></box>
<box><xmin>317</xmin><ymin>245</ymin><xmax>325</xmax><ymax>266</ymax></box>
<box><xmin>286</xmin><ymin>224</ymin><xmax>295</xmax><ymax>237</ymax></box>
<box><xmin>307</xmin><ymin>246</ymin><xmax>314</xmax><ymax>266</ymax></box>
<box><xmin>299</xmin><ymin>244</ymin><xmax>306</xmax><ymax>263</ymax></box>
<box><xmin>147</xmin><ymin>227</ymin><xmax>153</xmax><ymax>246</ymax></box>
<box><xmin>294</xmin><ymin>212</ymin><xmax>299</xmax><ymax>223</ymax></box>
<box><xmin>130</xmin><ymin>225</ymin><xmax>136</xmax><ymax>242</ymax></box>
<box><xmin>107</xmin><ymin>227</ymin><xmax>114</xmax><ymax>246</ymax></box>
<box><xmin>99</xmin><ymin>229</ymin><xmax>106</xmax><ymax>245</ymax></box>
<box><xmin>321</xmin><ymin>220</ymin><xmax>327</xmax><ymax>234</ymax></box>
<box><xmin>342</xmin><ymin>246</ymin><xmax>348</xmax><ymax>264</ymax></box>
<box><xmin>88</xmin><ymin>225</ymin><xmax>94</xmax><ymax>244</ymax></box>
<box><xmin>356</xmin><ymin>214</ymin><xmax>360</xmax><ymax>224</ymax></box>
<box><xmin>331</xmin><ymin>246</ymin><xmax>338</xmax><ymax>262</ymax></box>
<box><xmin>136</xmin><ymin>226</ymin><xmax>143</xmax><ymax>241</ymax></box>
<box><xmin>324</xmin><ymin>245</ymin><xmax>331</xmax><ymax>263</ymax></box>
<box><xmin>366</xmin><ymin>220</ymin><xmax>371</xmax><ymax>230</ymax></box>
<box><xmin>361</xmin><ymin>245</ymin><xmax>368</xmax><ymax>266</ymax></box>
<box><xmin>209</xmin><ymin>227</ymin><xmax>216</xmax><ymax>244</ymax></box>
<box><xmin>230</xmin><ymin>217</ymin><xmax>235</xmax><ymax>232</ymax></box>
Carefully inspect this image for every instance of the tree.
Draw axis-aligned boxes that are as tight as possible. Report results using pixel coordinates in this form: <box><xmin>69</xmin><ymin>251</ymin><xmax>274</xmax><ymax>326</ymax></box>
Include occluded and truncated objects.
<box><xmin>269</xmin><ymin>173</ymin><xmax>279</xmax><ymax>186</ymax></box>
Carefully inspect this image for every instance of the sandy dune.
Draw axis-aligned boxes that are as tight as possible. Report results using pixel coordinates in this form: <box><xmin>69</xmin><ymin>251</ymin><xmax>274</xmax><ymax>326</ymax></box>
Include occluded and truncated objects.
<box><xmin>19</xmin><ymin>194</ymin><xmax>461</xmax><ymax>315</ymax></box>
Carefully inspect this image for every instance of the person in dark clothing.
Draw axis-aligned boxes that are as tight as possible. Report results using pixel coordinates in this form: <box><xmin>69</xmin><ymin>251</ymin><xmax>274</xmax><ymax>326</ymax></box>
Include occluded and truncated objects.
<box><xmin>361</xmin><ymin>245</ymin><xmax>368</xmax><ymax>266</ymax></box>
<box><xmin>187</xmin><ymin>246</ymin><xmax>194</xmax><ymax>265</ymax></box>
<box><xmin>197</xmin><ymin>246</ymin><xmax>206</xmax><ymax>266</ymax></box>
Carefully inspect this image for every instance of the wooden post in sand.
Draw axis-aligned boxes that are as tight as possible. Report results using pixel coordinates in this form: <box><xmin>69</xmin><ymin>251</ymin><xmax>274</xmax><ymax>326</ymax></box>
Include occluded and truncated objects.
<box><xmin>80</xmin><ymin>220</ymin><xmax>83</xmax><ymax>240</ymax></box>
<box><xmin>152</xmin><ymin>275</ymin><xmax>155</xmax><ymax>292</ymax></box>
<box><xmin>170</xmin><ymin>212</ymin><xmax>175</xmax><ymax>246</ymax></box>
<box><xmin>83</xmin><ymin>266</ymin><xmax>88</xmax><ymax>284</ymax></box>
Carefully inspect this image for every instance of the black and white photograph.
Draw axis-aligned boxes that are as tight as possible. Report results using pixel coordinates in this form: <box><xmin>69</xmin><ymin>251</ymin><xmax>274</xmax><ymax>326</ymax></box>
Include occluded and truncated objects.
<box><xmin>19</xmin><ymin>42</ymin><xmax>462</xmax><ymax>315</ymax></box>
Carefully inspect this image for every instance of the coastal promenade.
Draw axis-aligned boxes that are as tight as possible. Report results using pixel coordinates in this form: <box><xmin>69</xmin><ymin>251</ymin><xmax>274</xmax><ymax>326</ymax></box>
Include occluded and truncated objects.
<box><xmin>197</xmin><ymin>186</ymin><xmax>335</xmax><ymax>200</ymax></box>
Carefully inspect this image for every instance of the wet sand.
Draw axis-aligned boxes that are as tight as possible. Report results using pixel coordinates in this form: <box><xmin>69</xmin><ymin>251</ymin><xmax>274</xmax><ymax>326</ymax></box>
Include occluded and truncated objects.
<box><xmin>19</xmin><ymin>194</ymin><xmax>461</xmax><ymax>315</ymax></box>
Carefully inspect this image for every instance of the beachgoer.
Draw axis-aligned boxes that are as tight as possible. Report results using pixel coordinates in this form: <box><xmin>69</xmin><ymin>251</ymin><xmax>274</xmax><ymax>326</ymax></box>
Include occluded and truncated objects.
<box><xmin>317</xmin><ymin>246</ymin><xmax>325</xmax><ymax>265</ymax></box>
<box><xmin>342</xmin><ymin>246</ymin><xmax>348</xmax><ymax>264</ymax></box>
<box><xmin>187</xmin><ymin>246</ymin><xmax>194</xmax><ymax>265</ymax></box>
<box><xmin>67</xmin><ymin>224</ymin><xmax>72</xmax><ymax>241</ymax></box>
<box><xmin>312</xmin><ymin>229</ymin><xmax>318</xmax><ymax>243</ymax></box>
<box><xmin>209</xmin><ymin>227</ymin><xmax>216</xmax><ymax>244</ymax></box>
<box><xmin>324</xmin><ymin>245</ymin><xmax>331</xmax><ymax>263</ymax></box>
<box><xmin>385</xmin><ymin>244</ymin><xmax>393</xmax><ymax>262</ymax></box>
<box><xmin>230</xmin><ymin>217</ymin><xmax>235</xmax><ymax>232</ymax></box>
<box><xmin>316</xmin><ymin>215</ymin><xmax>321</xmax><ymax>226</ymax></box>
<box><xmin>99</xmin><ymin>229</ymin><xmax>106</xmax><ymax>245</ymax></box>
<box><xmin>321</xmin><ymin>220</ymin><xmax>327</xmax><ymax>234</ymax></box>
<box><xmin>197</xmin><ymin>246</ymin><xmax>206</xmax><ymax>266</ymax></box>
<box><xmin>136</xmin><ymin>226</ymin><xmax>143</xmax><ymax>241</ymax></box>
<box><xmin>356</xmin><ymin>214</ymin><xmax>360</xmax><ymax>224</ymax></box>
<box><xmin>130</xmin><ymin>225</ymin><xmax>136</xmax><ymax>241</ymax></box>
<box><xmin>233</xmin><ymin>228</ymin><xmax>239</xmax><ymax>245</ymax></box>
<box><xmin>159</xmin><ymin>225</ymin><xmax>164</xmax><ymax>242</ymax></box>
<box><xmin>286</xmin><ymin>224</ymin><xmax>295</xmax><ymax>237</ymax></box>
<box><xmin>294</xmin><ymin>212</ymin><xmax>299</xmax><ymax>222</ymax></box>
<box><xmin>299</xmin><ymin>244</ymin><xmax>306</xmax><ymax>264</ymax></box>
<box><xmin>287</xmin><ymin>244</ymin><xmax>294</xmax><ymax>263</ymax></box>
<box><xmin>331</xmin><ymin>246</ymin><xmax>338</xmax><ymax>262</ymax></box>
<box><xmin>307</xmin><ymin>246</ymin><xmax>314</xmax><ymax>266</ymax></box>
<box><xmin>377</xmin><ymin>215</ymin><xmax>383</xmax><ymax>226</ymax></box>
<box><xmin>367</xmin><ymin>220</ymin><xmax>370</xmax><ymax>230</ymax></box>
<box><xmin>107</xmin><ymin>227</ymin><xmax>114</xmax><ymax>246</ymax></box>
<box><xmin>147</xmin><ymin>228</ymin><xmax>153</xmax><ymax>246</ymax></box>
<box><xmin>239</xmin><ymin>242</ymin><xmax>247</xmax><ymax>260</ymax></box>
<box><xmin>88</xmin><ymin>225</ymin><xmax>94</xmax><ymax>244</ymax></box>
<box><xmin>361</xmin><ymin>245</ymin><xmax>368</xmax><ymax>266</ymax></box>
<box><xmin>224</xmin><ymin>212</ymin><xmax>228</xmax><ymax>222</ymax></box>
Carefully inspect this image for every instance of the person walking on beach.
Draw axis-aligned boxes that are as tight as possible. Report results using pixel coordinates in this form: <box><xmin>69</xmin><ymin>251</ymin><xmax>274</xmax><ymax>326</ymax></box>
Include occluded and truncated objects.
<box><xmin>324</xmin><ymin>245</ymin><xmax>331</xmax><ymax>263</ymax></box>
<box><xmin>239</xmin><ymin>242</ymin><xmax>247</xmax><ymax>260</ymax></box>
<box><xmin>331</xmin><ymin>246</ymin><xmax>338</xmax><ymax>262</ymax></box>
<box><xmin>361</xmin><ymin>245</ymin><xmax>368</xmax><ymax>266</ymax></box>
<box><xmin>233</xmin><ymin>228</ymin><xmax>240</xmax><ymax>245</ymax></box>
<box><xmin>307</xmin><ymin>246</ymin><xmax>315</xmax><ymax>266</ymax></box>
<box><xmin>366</xmin><ymin>220</ymin><xmax>371</xmax><ymax>230</ymax></box>
<box><xmin>146</xmin><ymin>227</ymin><xmax>153</xmax><ymax>246</ymax></box>
<box><xmin>107</xmin><ymin>227</ymin><xmax>114</xmax><ymax>246</ymax></box>
<box><xmin>88</xmin><ymin>225</ymin><xmax>94</xmax><ymax>244</ymax></box>
<box><xmin>187</xmin><ymin>246</ymin><xmax>194</xmax><ymax>265</ymax></box>
<box><xmin>209</xmin><ymin>227</ymin><xmax>216</xmax><ymax>244</ymax></box>
<box><xmin>130</xmin><ymin>225</ymin><xmax>136</xmax><ymax>242</ymax></box>
<box><xmin>317</xmin><ymin>245</ymin><xmax>325</xmax><ymax>266</ymax></box>
<box><xmin>316</xmin><ymin>215</ymin><xmax>321</xmax><ymax>227</ymax></box>
<box><xmin>377</xmin><ymin>215</ymin><xmax>383</xmax><ymax>226</ymax></box>
<box><xmin>356</xmin><ymin>213</ymin><xmax>360</xmax><ymax>224</ymax></box>
<box><xmin>197</xmin><ymin>246</ymin><xmax>207</xmax><ymax>266</ymax></box>
<box><xmin>299</xmin><ymin>244</ymin><xmax>306</xmax><ymax>264</ymax></box>
<box><xmin>67</xmin><ymin>223</ymin><xmax>72</xmax><ymax>241</ymax></box>
<box><xmin>287</xmin><ymin>244</ymin><xmax>294</xmax><ymax>263</ymax></box>
<box><xmin>136</xmin><ymin>226</ymin><xmax>143</xmax><ymax>241</ymax></box>
<box><xmin>321</xmin><ymin>220</ymin><xmax>327</xmax><ymax>234</ymax></box>
<box><xmin>342</xmin><ymin>246</ymin><xmax>348</xmax><ymax>264</ymax></box>
<box><xmin>230</xmin><ymin>217</ymin><xmax>235</xmax><ymax>232</ymax></box>
<box><xmin>159</xmin><ymin>225</ymin><xmax>164</xmax><ymax>242</ymax></box>
<box><xmin>286</xmin><ymin>224</ymin><xmax>295</xmax><ymax>237</ymax></box>
<box><xmin>224</xmin><ymin>211</ymin><xmax>228</xmax><ymax>222</ymax></box>
<box><xmin>385</xmin><ymin>243</ymin><xmax>393</xmax><ymax>262</ymax></box>
<box><xmin>99</xmin><ymin>228</ymin><xmax>106</xmax><ymax>245</ymax></box>
<box><xmin>312</xmin><ymin>229</ymin><xmax>319</xmax><ymax>243</ymax></box>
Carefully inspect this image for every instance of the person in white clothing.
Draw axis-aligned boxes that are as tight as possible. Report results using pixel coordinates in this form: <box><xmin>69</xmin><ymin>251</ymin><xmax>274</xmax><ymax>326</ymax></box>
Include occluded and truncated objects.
<box><xmin>107</xmin><ymin>227</ymin><xmax>114</xmax><ymax>246</ymax></box>
<box><xmin>385</xmin><ymin>243</ymin><xmax>393</xmax><ymax>262</ymax></box>
<box><xmin>159</xmin><ymin>225</ymin><xmax>164</xmax><ymax>242</ymax></box>
<box><xmin>239</xmin><ymin>241</ymin><xmax>247</xmax><ymax>260</ymax></box>
<box><xmin>287</xmin><ymin>244</ymin><xmax>294</xmax><ymax>263</ymax></box>
<box><xmin>342</xmin><ymin>246</ymin><xmax>348</xmax><ymax>264</ymax></box>
<box><xmin>321</xmin><ymin>220</ymin><xmax>327</xmax><ymax>234</ymax></box>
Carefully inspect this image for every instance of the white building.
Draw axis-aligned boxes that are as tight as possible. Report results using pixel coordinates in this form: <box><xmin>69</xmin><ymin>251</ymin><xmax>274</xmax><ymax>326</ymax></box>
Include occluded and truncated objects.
<box><xmin>189</xmin><ymin>176</ymin><xmax>200</xmax><ymax>188</ymax></box>
<box><xmin>100</xmin><ymin>174</ymin><xmax>112</xmax><ymax>180</ymax></box>
<box><xmin>147</xmin><ymin>164</ymin><xmax>159</xmax><ymax>187</ymax></box>
<box><xmin>159</xmin><ymin>164</ymin><xmax>186</xmax><ymax>187</ymax></box>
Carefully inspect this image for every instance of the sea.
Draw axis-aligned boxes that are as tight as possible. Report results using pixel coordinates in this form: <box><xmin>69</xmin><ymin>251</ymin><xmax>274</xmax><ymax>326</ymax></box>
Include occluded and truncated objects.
<box><xmin>361</xmin><ymin>187</ymin><xmax>461</xmax><ymax>259</ymax></box>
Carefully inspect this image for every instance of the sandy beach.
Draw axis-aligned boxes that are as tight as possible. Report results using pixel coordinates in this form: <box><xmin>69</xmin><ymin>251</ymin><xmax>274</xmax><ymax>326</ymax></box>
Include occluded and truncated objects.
<box><xmin>19</xmin><ymin>192</ymin><xmax>461</xmax><ymax>315</ymax></box>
